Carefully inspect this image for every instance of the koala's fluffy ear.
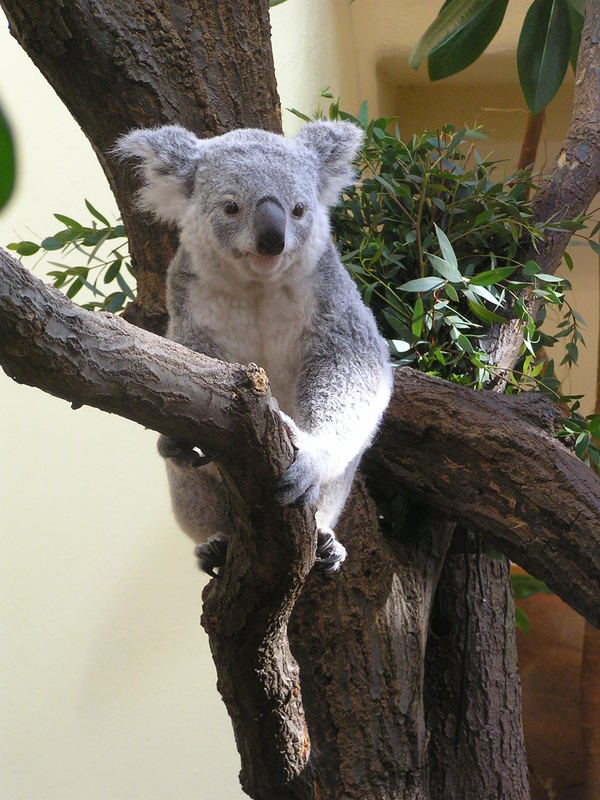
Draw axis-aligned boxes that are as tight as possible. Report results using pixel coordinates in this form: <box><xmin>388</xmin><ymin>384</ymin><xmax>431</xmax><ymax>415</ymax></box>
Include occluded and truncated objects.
<box><xmin>113</xmin><ymin>126</ymin><xmax>203</xmax><ymax>223</ymax></box>
<box><xmin>296</xmin><ymin>121</ymin><xmax>364</xmax><ymax>206</ymax></box>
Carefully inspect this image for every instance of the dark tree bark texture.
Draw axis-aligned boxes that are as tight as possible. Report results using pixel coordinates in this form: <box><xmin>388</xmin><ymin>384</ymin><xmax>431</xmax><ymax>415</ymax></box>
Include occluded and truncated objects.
<box><xmin>1</xmin><ymin>0</ymin><xmax>281</xmax><ymax>332</ymax></box>
<box><xmin>2</xmin><ymin>1</ymin><xmax>600</xmax><ymax>798</ymax></box>
<box><xmin>425</xmin><ymin>549</ymin><xmax>529</xmax><ymax>800</ymax></box>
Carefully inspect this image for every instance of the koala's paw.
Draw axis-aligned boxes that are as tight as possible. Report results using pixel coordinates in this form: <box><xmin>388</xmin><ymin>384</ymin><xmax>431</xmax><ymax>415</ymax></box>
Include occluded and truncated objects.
<box><xmin>157</xmin><ymin>435</ymin><xmax>215</xmax><ymax>468</ymax></box>
<box><xmin>315</xmin><ymin>528</ymin><xmax>347</xmax><ymax>574</ymax></box>
<box><xmin>275</xmin><ymin>449</ymin><xmax>321</xmax><ymax>507</ymax></box>
<box><xmin>195</xmin><ymin>532</ymin><xmax>229</xmax><ymax>578</ymax></box>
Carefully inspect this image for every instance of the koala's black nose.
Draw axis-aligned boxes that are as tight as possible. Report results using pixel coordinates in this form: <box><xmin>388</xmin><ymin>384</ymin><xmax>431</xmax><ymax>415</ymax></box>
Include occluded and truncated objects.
<box><xmin>255</xmin><ymin>198</ymin><xmax>286</xmax><ymax>256</ymax></box>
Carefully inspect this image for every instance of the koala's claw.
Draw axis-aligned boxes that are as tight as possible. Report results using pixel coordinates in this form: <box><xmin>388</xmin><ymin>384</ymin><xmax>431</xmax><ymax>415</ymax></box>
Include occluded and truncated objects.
<box><xmin>315</xmin><ymin>529</ymin><xmax>347</xmax><ymax>574</ymax></box>
<box><xmin>195</xmin><ymin>533</ymin><xmax>229</xmax><ymax>578</ymax></box>
<box><xmin>158</xmin><ymin>435</ymin><xmax>217</xmax><ymax>468</ymax></box>
<box><xmin>275</xmin><ymin>450</ymin><xmax>320</xmax><ymax>506</ymax></box>
<box><xmin>190</xmin><ymin>449</ymin><xmax>218</xmax><ymax>467</ymax></box>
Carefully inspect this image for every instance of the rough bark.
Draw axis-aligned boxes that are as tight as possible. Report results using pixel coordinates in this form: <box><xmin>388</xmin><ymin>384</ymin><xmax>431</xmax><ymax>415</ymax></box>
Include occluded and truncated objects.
<box><xmin>0</xmin><ymin>0</ymin><xmax>281</xmax><ymax>332</ymax></box>
<box><xmin>489</xmin><ymin>0</ymin><xmax>600</xmax><ymax>377</ymax></box>
<box><xmin>425</xmin><ymin>547</ymin><xmax>529</xmax><ymax>799</ymax></box>
<box><xmin>290</xmin><ymin>487</ymin><xmax>454</xmax><ymax>799</ymax></box>
<box><xmin>365</xmin><ymin>370</ymin><xmax>600</xmax><ymax>627</ymax></box>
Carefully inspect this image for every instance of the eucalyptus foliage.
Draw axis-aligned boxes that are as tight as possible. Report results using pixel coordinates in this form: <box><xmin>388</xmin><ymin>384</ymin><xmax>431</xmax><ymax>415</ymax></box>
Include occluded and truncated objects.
<box><xmin>7</xmin><ymin>199</ymin><xmax>133</xmax><ymax>312</ymax></box>
<box><xmin>0</xmin><ymin>106</ymin><xmax>15</xmax><ymax>212</ymax></box>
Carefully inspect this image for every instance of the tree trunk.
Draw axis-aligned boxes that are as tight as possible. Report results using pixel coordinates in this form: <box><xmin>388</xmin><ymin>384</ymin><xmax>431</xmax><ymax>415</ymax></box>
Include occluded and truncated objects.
<box><xmin>425</xmin><ymin>542</ymin><xmax>529</xmax><ymax>799</ymax></box>
<box><xmin>0</xmin><ymin>0</ymin><xmax>281</xmax><ymax>332</ymax></box>
<box><xmin>290</xmin><ymin>484</ymin><xmax>454</xmax><ymax>799</ymax></box>
<box><xmin>581</xmin><ymin>622</ymin><xmax>600</xmax><ymax>800</ymax></box>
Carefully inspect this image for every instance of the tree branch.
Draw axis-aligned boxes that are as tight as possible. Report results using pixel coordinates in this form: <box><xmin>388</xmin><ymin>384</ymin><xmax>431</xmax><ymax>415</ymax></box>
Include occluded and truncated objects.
<box><xmin>364</xmin><ymin>369</ymin><xmax>600</xmax><ymax>626</ymax></box>
<box><xmin>2</xmin><ymin>244</ymin><xmax>600</xmax><ymax>632</ymax></box>
<box><xmin>529</xmin><ymin>0</ymin><xmax>600</xmax><ymax>273</ymax></box>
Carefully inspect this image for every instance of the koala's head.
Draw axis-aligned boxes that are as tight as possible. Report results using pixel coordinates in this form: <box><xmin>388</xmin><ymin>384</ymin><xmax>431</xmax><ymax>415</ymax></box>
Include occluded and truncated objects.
<box><xmin>115</xmin><ymin>121</ymin><xmax>363</xmax><ymax>283</ymax></box>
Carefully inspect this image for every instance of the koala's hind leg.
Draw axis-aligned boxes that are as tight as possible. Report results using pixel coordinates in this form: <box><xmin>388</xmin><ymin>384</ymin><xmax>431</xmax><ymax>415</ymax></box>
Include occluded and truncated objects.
<box><xmin>314</xmin><ymin>457</ymin><xmax>359</xmax><ymax>573</ymax></box>
<box><xmin>159</xmin><ymin>436</ymin><xmax>233</xmax><ymax>576</ymax></box>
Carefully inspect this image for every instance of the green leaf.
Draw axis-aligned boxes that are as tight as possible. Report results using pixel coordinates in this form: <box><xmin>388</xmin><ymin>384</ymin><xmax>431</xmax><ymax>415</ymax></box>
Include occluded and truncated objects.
<box><xmin>469</xmin><ymin>266</ymin><xmax>516</xmax><ymax>285</ymax></box>
<box><xmin>358</xmin><ymin>100</ymin><xmax>369</xmax><ymax>129</ymax></box>
<box><xmin>85</xmin><ymin>199</ymin><xmax>110</xmax><ymax>227</ymax></box>
<box><xmin>523</xmin><ymin>259</ymin><xmax>540</xmax><ymax>276</ymax></box>
<box><xmin>466</xmin><ymin>297</ymin><xmax>507</xmax><ymax>324</ymax></box>
<box><xmin>66</xmin><ymin>277</ymin><xmax>84</xmax><ymax>299</ymax></box>
<box><xmin>428</xmin><ymin>0</ymin><xmax>509</xmax><ymax>80</ymax></box>
<box><xmin>455</xmin><ymin>333</ymin><xmax>473</xmax><ymax>352</ymax></box>
<box><xmin>536</xmin><ymin>272</ymin><xmax>564</xmax><ymax>283</ymax></box>
<box><xmin>287</xmin><ymin>108</ymin><xmax>312</xmax><ymax>123</ymax></box>
<box><xmin>0</xmin><ymin>105</ymin><xmax>15</xmax><ymax>211</ymax></box>
<box><xmin>104</xmin><ymin>259</ymin><xmax>122</xmax><ymax>283</ymax></box>
<box><xmin>469</xmin><ymin>283</ymin><xmax>501</xmax><ymax>305</ymax></box>
<box><xmin>588</xmin><ymin>239</ymin><xmax>600</xmax><ymax>256</ymax></box>
<box><xmin>54</xmin><ymin>213</ymin><xmax>84</xmax><ymax>230</ymax></box>
<box><xmin>41</xmin><ymin>236</ymin><xmax>65</xmax><ymax>251</ymax></box>
<box><xmin>511</xmin><ymin>573</ymin><xmax>552</xmax><ymax>599</ymax></box>
<box><xmin>399</xmin><ymin>276</ymin><xmax>446</xmax><ymax>292</ymax></box>
<box><xmin>563</xmin><ymin>250</ymin><xmax>574</xmax><ymax>271</ymax></box>
<box><xmin>445</xmin><ymin>283</ymin><xmax>459</xmax><ymax>301</ymax></box>
<box><xmin>105</xmin><ymin>291</ymin><xmax>127</xmax><ymax>313</ymax></box>
<box><xmin>412</xmin><ymin>294</ymin><xmax>424</xmax><ymax>337</ymax></box>
<box><xmin>383</xmin><ymin>309</ymin><xmax>408</xmax><ymax>335</ymax></box>
<box><xmin>428</xmin><ymin>253</ymin><xmax>463</xmax><ymax>282</ymax></box>
<box><xmin>116</xmin><ymin>271</ymin><xmax>135</xmax><ymax>299</ymax></box>
<box><xmin>8</xmin><ymin>240</ymin><xmax>39</xmax><ymax>256</ymax></box>
<box><xmin>517</xmin><ymin>0</ymin><xmax>572</xmax><ymax>114</ymax></box>
<box><xmin>410</xmin><ymin>0</ymin><xmax>500</xmax><ymax>69</ymax></box>
<box><xmin>434</xmin><ymin>223</ymin><xmax>458</xmax><ymax>269</ymax></box>
<box><xmin>515</xmin><ymin>606</ymin><xmax>530</xmax><ymax>634</ymax></box>
<box><xmin>391</xmin><ymin>339</ymin><xmax>411</xmax><ymax>353</ymax></box>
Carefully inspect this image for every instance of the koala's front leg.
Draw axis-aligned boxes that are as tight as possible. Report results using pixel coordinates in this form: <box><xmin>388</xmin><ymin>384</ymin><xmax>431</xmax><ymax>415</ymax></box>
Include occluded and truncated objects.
<box><xmin>275</xmin><ymin>417</ymin><xmax>354</xmax><ymax>574</ymax></box>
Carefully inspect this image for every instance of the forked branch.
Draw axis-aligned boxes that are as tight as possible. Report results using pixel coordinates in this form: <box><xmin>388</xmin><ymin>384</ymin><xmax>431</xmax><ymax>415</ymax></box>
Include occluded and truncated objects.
<box><xmin>2</xmin><ymin>248</ymin><xmax>599</xmax><ymax>629</ymax></box>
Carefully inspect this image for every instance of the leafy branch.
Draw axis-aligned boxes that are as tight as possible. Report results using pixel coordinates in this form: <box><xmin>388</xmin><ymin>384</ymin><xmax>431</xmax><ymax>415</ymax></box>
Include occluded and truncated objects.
<box><xmin>7</xmin><ymin>200</ymin><xmax>133</xmax><ymax>312</ymax></box>
<box><xmin>411</xmin><ymin>0</ymin><xmax>584</xmax><ymax>115</ymax></box>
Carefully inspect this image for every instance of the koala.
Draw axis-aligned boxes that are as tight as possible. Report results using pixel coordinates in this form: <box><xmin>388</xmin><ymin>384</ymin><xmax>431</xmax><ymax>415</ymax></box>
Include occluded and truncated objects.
<box><xmin>116</xmin><ymin>121</ymin><xmax>392</xmax><ymax>575</ymax></box>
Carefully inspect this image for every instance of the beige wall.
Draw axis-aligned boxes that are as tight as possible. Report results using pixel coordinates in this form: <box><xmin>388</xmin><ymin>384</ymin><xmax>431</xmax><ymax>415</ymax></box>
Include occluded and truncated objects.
<box><xmin>1</xmin><ymin>2</ymin><xmax>596</xmax><ymax>799</ymax></box>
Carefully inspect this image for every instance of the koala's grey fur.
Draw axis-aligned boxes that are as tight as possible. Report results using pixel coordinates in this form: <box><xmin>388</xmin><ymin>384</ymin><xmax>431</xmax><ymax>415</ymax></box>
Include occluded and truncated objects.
<box><xmin>116</xmin><ymin>121</ymin><xmax>392</xmax><ymax>574</ymax></box>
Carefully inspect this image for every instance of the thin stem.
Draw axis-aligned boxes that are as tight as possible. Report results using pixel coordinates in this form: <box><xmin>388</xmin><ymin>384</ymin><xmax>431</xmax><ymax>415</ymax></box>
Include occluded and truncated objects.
<box><xmin>416</xmin><ymin>172</ymin><xmax>429</xmax><ymax>278</ymax></box>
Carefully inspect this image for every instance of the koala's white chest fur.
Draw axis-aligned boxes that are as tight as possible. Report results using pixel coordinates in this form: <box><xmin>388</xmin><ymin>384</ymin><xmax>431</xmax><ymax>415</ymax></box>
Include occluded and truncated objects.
<box><xmin>190</xmin><ymin>275</ymin><xmax>316</xmax><ymax>415</ymax></box>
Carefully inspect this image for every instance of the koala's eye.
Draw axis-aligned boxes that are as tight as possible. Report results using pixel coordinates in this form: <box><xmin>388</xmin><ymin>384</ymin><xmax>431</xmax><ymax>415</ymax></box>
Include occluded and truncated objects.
<box><xmin>224</xmin><ymin>201</ymin><xmax>240</xmax><ymax>215</ymax></box>
<box><xmin>292</xmin><ymin>202</ymin><xmax>305</xmax><ymax>219</ymax></box>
